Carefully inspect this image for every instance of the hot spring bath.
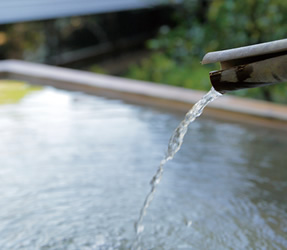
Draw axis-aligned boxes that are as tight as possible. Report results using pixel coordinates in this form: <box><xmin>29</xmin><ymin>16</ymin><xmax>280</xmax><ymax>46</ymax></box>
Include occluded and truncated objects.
<box><xmin>0</xmin><ymin>83</ymin><xmax>287</xmax><ymax>249</ymax></box>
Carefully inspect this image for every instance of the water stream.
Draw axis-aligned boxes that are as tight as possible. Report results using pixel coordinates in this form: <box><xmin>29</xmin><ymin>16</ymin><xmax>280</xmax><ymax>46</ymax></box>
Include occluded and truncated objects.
<box><xmin>133</xmin><ymin>87</ymin><xmax>222</xmax><ymax>249</ymax></box>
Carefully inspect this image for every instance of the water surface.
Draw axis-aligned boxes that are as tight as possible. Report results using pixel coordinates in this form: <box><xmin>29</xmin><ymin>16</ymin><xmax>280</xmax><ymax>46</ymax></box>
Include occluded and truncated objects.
<box><xmin>0</xmin><ymin>86</ymin><xmax>286</xmax><ymax>249</ymax></box>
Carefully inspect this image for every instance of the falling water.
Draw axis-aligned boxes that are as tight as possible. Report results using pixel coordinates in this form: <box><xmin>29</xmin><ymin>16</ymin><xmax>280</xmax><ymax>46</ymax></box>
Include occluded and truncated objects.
<box><xmin>132</xmin><ymin>87</ymin><xmax>222</xmax><ymax>249</ymax></box>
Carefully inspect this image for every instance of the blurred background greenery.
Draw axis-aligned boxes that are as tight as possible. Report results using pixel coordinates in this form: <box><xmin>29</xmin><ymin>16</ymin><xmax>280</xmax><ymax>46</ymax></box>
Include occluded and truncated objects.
<box><xmin>1</xmin><ymin>0</ymin><xmax>287</xmax><ymax>104</ymax></box>
<box><xmin>124</xmin><ymin>0</ymin><xmax>287</xmax><ymax>104</ymax></box>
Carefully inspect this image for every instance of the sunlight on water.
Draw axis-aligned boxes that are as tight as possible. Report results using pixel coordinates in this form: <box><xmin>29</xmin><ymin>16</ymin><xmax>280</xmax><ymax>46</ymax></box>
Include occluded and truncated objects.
<box><xmin>133</xmin><ymin>87</ymin><xmax>222</xmax><ymax>249</ymax></box>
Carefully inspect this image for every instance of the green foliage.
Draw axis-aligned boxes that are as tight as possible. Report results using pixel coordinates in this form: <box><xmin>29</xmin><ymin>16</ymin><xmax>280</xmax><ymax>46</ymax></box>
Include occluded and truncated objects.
<box><xmin>202</xmin><ymin>0</ymin><xmax>287</xmax><ymax>54</ymax></box>
<box><xmin>161</xmin><ymin>0</ymin><xmax>287</xmax><ymax>57</ymax></box>
<box><xmin>0</xmin><ymin>80</ymin><xmax>42</xmax><ymax>104</ymax></box>
<box><xmin>126</xmin><ymin>0</ymin><xmax>287</xmax><ymax>103</ymax></box>
<box><xmin>126</xmin><ymin>52</ymin><xmax>211</xmax><ymax>91</ymax></box>
<box><xmin>89</xmin><ymin>65</ymin><xmax>107</xmax><ymax>74</ymax></box>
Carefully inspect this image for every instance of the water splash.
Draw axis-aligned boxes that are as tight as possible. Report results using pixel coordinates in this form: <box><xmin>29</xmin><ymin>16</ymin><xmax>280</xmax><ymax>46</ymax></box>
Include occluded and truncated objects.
<box><xmin>132</xmin><ymin>87</ymin><xmax>222</xmax><ymax>249</ymax></box>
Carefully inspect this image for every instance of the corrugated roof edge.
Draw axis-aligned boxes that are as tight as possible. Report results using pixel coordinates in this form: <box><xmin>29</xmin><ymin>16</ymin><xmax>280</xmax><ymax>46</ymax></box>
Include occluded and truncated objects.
<box><xmin>0</xmin><ymin>0</ymin><xmax>172</xmax><ymax>24</ymax></box>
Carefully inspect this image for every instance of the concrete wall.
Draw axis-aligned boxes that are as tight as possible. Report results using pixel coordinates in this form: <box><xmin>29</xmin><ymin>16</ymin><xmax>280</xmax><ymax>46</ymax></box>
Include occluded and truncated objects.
<box><xmin>1</xmin><ymin>59</ymin><xmax>287</xmax><ymax>131</ymax></box>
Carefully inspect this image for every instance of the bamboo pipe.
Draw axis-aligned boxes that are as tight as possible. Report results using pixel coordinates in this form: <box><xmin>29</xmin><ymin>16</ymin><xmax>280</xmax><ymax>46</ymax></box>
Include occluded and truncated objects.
<box><xmin>202</xmin><ymin>39</ymin><xmax>287</xmax><ymax>93</ymax></box>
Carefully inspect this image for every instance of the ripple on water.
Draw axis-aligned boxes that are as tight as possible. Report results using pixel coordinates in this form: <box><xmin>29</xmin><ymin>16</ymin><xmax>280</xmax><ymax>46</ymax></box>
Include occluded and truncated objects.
<box><xmin>0</xmin><ymin>86</ymin><xmax>286</xmax><ymax>249</ymax></box>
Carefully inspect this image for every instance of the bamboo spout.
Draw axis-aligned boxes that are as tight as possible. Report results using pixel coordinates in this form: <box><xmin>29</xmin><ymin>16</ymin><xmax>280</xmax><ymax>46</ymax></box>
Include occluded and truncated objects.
<box><xmin>202</xmin><ymin>39</ymin><xmax>287</xmax><ymax>93</ymax></box>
